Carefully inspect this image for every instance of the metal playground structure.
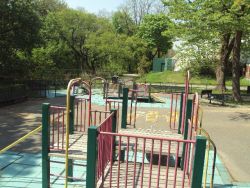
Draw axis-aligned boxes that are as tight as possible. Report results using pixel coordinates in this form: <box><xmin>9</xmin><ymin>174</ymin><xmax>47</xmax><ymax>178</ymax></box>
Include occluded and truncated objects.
<box><xmin>0</xmin><ymin>71</ymin><xmax>216</xmax><ymax>188</ymax></box>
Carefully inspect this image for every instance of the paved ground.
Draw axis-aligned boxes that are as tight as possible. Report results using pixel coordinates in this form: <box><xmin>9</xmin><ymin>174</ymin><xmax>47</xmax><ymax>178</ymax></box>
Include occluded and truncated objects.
<box><xmin>0</xmin><ymin>97</ymin><xmax>66</xmax><ymax>153</ymax></box>
<box><xmin>1</xmin><ymin>96</ymin><xmax>250</xmax><ymax>186</ymax></box>
<box><xmin>201</xmin><ymin>101</ymin><xmax>250</xmax><ymax>183</ymax></box>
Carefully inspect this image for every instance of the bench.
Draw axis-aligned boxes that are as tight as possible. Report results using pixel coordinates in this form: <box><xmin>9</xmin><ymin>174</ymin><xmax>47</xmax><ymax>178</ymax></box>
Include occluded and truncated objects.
<box><xmin>208</xmin><ymin>94</ymin><xmax>225</xmax><ymax>105</ymax></box>
<box><xmin>201</xmin><ymin>89</ymin><xmax>212</xmax><ymax>98</ymax></box>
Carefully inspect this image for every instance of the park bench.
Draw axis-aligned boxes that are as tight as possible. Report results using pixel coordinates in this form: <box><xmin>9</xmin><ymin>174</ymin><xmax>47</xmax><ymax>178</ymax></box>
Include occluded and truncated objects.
<box><xmin>208</xmin><ymin>93</ymin><xmax>225</xmax><ymax>105</ymax></box>
<box><xmin>200</xmin><ymin>89</ymin><xmax>212</xmax><ymax>98</ymax></box>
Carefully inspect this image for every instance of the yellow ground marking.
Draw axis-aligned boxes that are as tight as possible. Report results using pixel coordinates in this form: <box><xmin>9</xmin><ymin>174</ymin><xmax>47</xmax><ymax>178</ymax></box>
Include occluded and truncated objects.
<box><xmin>146</xmin><ymin>111</ymin><xmax>159</xmax><ymax>122</ymax></box>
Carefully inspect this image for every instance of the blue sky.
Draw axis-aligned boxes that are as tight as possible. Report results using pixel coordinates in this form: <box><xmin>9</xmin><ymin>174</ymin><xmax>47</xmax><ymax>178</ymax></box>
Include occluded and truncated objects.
<box><xmin>64</xmin><ymin>0</ymin><xmax>125</xmax><ymax>13</ymax></box>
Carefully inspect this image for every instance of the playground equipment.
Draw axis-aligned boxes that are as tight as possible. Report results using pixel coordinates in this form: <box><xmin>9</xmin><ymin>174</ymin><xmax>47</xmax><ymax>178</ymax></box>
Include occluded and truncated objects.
<box><xmin>86</xmin><ymin>121</ymin><xmax>207</xmax><ymax>188</ymax></box>
<box><xmin>40</xmin><ymin>71</ymin><xmax>216</xmax><ymax>188</ymax></box>
<box><xmin>0</xmin><ymin>71</ymin><xmax>217</xmax><ymax>188</ymax></box>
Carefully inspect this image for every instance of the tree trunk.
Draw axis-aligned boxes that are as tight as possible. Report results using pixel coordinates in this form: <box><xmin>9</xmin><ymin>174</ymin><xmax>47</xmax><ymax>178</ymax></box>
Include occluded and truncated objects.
<box><xmin>216</xmin><ymin>35</ymin><xmax>228</xmax><ymax>91</ymax></box>
<box><xmin>157</xmin><ymin>48</ymin><xmax>161</xmax><ymax>58</ymax></box>
<box><xmin>215</xmin><ymin>34</ymin><xmax>234</xmax><ymax>91</ymax></box>
<box><xmin>231</xmin><ymin>31</ymin><xmax>242</xmax><ymax>102</ymax></box>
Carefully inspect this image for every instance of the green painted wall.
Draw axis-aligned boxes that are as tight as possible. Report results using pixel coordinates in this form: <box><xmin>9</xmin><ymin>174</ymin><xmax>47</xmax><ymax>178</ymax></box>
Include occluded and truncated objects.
<box><xmin>152</xmin><ymin>58</ymin><xmax>165</xmax><ymax>72</ymax></box>
<box><xmin>153</xmin><ymin>58</ymin><xmax>174</xmax><ymax>72</ymax></box>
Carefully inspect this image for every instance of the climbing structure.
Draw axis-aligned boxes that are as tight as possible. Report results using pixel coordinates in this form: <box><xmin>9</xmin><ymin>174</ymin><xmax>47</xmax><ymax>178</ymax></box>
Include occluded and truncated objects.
<box><xmin>42</xmin><ymin>71</ymin><xmax>216</xmax><ymax>188</ymax></box>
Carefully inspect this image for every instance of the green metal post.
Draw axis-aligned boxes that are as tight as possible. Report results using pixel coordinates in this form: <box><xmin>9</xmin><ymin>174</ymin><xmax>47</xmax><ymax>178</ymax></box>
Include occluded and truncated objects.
<box><xmin>86</xmin><ymin>126</ymin><xmax>98</xmax><ymax>188</ymax></box>
<box><xmin>121</xmin><ymin>88</ymin><xmax>128</xmax><ymax>129</ymax></box>
<box><xmin>178</xmin><ymin>93</ymin><xmax>184</xmax><ymax>134</ymax></box>
<box><xmin>111</xmin><ymin>109</ymin><xmax>117</xmax><ymax>161</ymax></box>
<box><xmin>68</xmin><ymin>95</ymin><xmax>75</xmax><ymax>181</ymax></box>
<box><xmin>42</xmin><ymin>103</ymin><xmax>50</xmax><ymax>188</ymax></box>
<box><xmin>181</xmin><ymin>99</ymin><xmax>193</xmax><ymax>169</ymax></box>
<box><xmin>111</xmin><ymin>109</ymin><xmax>117</xmax><ymax>133</ymax></box>
<box><xmin>191</xmin><ymin>136</ymin><xmax>207</xmax><ymax>188</ymax></box>
<box><xmin>106</xmin><ymin>82</ymin><xmax>109</xmax><ymax>99</ymax></box>
<box><xmin>69</xmin><ymin>95</ymin><xmax>75</xmax><ymax>134</ymax></box>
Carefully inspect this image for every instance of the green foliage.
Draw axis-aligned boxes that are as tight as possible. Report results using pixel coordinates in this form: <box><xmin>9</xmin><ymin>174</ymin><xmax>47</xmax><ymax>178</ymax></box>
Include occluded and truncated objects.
<box><xmin>35</xmin><ymin>0</ymin><xmax>67</xmax><ymax>17</ymax></box>
<box><xmin>112</xmin><ymin>11</ymin><xmax>136</xmax><ymax>36</ymax></box>
<box><xmin>137</xmin><ymin>14</ymin><xmax>173</xmax><ymax>59</ymax></box>
<box><xmin>0</xmin><ymin>0</ymin><xmax>178</xmax><ymax>80</ymax></box>
<box><xmin>0</xmin><ymin>0</ymin><xmax>41</xmax><ymax>78</ymax></box>
<box><xmin>175</xmin><ymin>41</ymin><xmax>219</xmax><ymax>77</ymax></box>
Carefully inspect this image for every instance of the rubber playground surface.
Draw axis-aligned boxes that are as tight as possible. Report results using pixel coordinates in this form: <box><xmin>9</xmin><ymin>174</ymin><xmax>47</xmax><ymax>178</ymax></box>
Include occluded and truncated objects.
<box><xmin>0</xmin><ymin>97</ymin><xmax>250</xmax><ymax>187</ymax></box>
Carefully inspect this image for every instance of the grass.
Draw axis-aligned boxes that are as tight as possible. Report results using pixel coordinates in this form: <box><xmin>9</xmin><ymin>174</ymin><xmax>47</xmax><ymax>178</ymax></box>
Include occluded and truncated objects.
<box><xmin>138</xmin><ymin>71</ymin><xmax>250</xmax><ymax>86</ymax></box>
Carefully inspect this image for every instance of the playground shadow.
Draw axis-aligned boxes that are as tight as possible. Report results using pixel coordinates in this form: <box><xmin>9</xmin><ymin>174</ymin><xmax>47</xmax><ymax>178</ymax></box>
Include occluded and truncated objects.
<box><xmin>229</xmin><ymin>112</ymin><xmax>250</xmax><ymax>121</ymax></box>
<box><xmin>0</xmin><ymin>97</ymin><xmax>66</xmax><ymax>152</ymax></box>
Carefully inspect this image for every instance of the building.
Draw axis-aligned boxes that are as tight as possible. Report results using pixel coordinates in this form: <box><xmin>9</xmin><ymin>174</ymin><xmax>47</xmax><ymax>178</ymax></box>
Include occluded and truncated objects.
<box><xmin>152</xmin><ymin>58</ymin><xmax>175</xmax><ymax>72</ymax></box>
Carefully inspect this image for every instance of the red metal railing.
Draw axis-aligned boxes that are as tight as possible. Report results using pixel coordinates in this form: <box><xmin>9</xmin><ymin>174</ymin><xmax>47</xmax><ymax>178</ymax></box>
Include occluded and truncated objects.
<box><xmin>96</xmin><ymin>132</ymin><xmax>196</xmax><ymax>188</ymax></box>
<box><xmin>96</xmin><ymin>112</ymin><xmax>116</xmax><ymax>182</ymax></box>
<box><xmin>181</xmin><ymin>72</ymin><xmax>190</xmax><ymax>134</ymax></box>
<box><xmin>169</xmin><ymin>93</ymin><xmax>182</xmax><ymax>130</ymax></box>
<box><xmin>49</xmin><ymin>105</ymin><xmax>66</xmax><ymax>151</ymax></box>
<box><xmin>90</xmin><ymin>110</ymin><xmax>110</xmax><ymax>125</ymax></box>
<box><xmin>105</xmin><ymin>99</ymin><xmax>122</xmax><ymax>121</ymax></box>
<box><xmin>191</xmin><ymin>93</ymin><xmax>199</xmax><ymax>131</ymax></box>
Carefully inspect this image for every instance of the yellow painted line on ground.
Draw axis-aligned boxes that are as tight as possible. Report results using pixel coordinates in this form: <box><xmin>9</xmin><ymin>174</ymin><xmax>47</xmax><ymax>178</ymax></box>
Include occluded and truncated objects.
<box><xmin>0</xmin><ymin>125</ymin><xmax>42</xmax><ymax>155</ymax></box>
<box><xmin>146</xmin><ymin>111</ymin><xmax>159</xmax><ymax>122</ymax></box>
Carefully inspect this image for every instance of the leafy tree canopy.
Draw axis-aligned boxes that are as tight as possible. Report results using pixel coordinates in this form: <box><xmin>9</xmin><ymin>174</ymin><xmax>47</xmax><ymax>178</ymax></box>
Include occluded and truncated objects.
<box><xmin>137</xmin><ymin>14</ymin><xmax>173</xmax><ymax>58</ymax></box>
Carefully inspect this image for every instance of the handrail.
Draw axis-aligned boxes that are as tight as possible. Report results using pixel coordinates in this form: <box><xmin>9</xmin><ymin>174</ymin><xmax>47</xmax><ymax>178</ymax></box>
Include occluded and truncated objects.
<box><xmin>0</xmin><ymin>125</ymin><xmax>42</xmax><ymax>155</ymax></box>
<box><xmin>90</xmin><ymin>77</ymin><xmax>107</xmax><ymax>85</ymax></box>
<box><xmin>65</xmin><ymin>78</ymin><xmax>81</xmax><ymax>188</ymax></box>
<box><xmin>96</xmin><ymin>112</ymin><xmax>114</xmax><ymax>129</ymax></box>
<box><xmin>197</xmin><ymin>128</ymin><xmax>217</xmax><ymax>188</ymax></box>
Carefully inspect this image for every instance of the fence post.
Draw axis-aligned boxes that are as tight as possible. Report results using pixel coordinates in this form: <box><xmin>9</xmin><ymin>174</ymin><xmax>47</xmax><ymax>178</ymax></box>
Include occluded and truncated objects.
<box><xmin>111</xmin><ymin>109</ymin><xmax>117</xmax><ymax>161</ymax></box>
<box><xmin>86</xmin><ymin>126</ymin><xmax>98</xmax><ymax>188</ymax></box>
<box><xmin>191</xmin><ymin>136</ymin><xmax>207</xmax><ymax>188</ymax></box>
<box><xmin>121</xmin><ymin>88</ymin><xmax>128</xmax><ymax>129</ymax></box>
<box><xmin>178</xmin><ymin>93</ymin><xmax>184</xmax><ymax>134</ymax></box>
<box><xmin>118</xmin><ymin>83</ymin><xmax>122</xmax><ymax>99</ymax></box>
<box><xmin>106</xmin><ymin>82</ymin><xmax>109</xmax><ymax>99</ymax></box>
<box><xmin>103</xmin><ymin>81</ymin><xmax>106</xmax><ymax>99</ymax></box>
<box><xmin>181</xmin><ymin>99</ymin><xmax>193</xmax><ymax>169</ymax></box>
<box><xmin>132</xmin><ymin>82</ymin><xmax>136</xmax><ymax>101</ymax></box>
<box><xmin>69</xmin><ymin>95</ymin><xmax>75</xmax><ymax>134</ymax></box>
<box><xmin>68</xmin><ymin>95</ymin><xmax>75</xmax><ymax>182</ymax></box>
<box><xmin>42</xmin><ymin>103</ymin><xmax>50</xmax><ymax>188</ymax></box>
<box><xmin>148</xmin><ymin>83</ymin><xmax>152</xmax><ymax>102</ymax></box>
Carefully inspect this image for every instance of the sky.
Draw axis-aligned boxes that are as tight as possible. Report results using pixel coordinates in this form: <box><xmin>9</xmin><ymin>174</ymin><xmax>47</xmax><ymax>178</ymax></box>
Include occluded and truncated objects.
<box><xmin>64</xmin><ymin>0</ymin><xmax>125</xmax><ymax>13</ymax></box>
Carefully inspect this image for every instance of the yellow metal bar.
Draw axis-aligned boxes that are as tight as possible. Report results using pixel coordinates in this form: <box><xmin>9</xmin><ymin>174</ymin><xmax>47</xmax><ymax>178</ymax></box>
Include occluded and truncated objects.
<box><xmin>197</xmin><ymin>128</ymin><xmax>216</xmax><ymax>188</ymax></box>
<box><xmin>0</xmin><ymin>125</ymin><xmax>42</xmax><ymax>155</ymax></box>
<box><xmin>64</xmin><ymin>78</ymin><xmax>81</xmax><ymax>188</ymax></box>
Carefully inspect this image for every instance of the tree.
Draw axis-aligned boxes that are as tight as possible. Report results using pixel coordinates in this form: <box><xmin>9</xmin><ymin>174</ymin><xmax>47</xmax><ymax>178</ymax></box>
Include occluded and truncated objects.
<box><xmin>230</xmin><ymin>0</ymin><xmax>250</xmax><ymax>101</ymax></box>
<box><xmin>112</xmin><ymin>11</ymin><xmax>136</xmax><ymax>36</ymax></box>
<box><xmin>0</xmin><ymin>0</ymin><xmax>41</xmax><ymax>78</ymax></box>
<box><xmin>137</xmin><ymin>14</ymin><xmax>173</xmax><ymax>59</ymax></box>
<box><xmin>35</xmin><ymin>0</ymin><xmax>67</xmax><ymax>17</ymax></box>
<box><xmin>120</xmin><ymin>0</ymin><xmax>166</xmax><ymax>25</ymax></box>
<box><xmin>164</xmin><ymin>0</ymin><xmax>250</xmax><ymax>101</ymax></box>
<box><xmin>41</xmin><ymin>9</ymin><xmax>113</xmax><ymax>74</ymax></box>
<box><xmin>175</xmin><ymin>41</ymin><xmax>218</xmax><ymax>77</ymax></box>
